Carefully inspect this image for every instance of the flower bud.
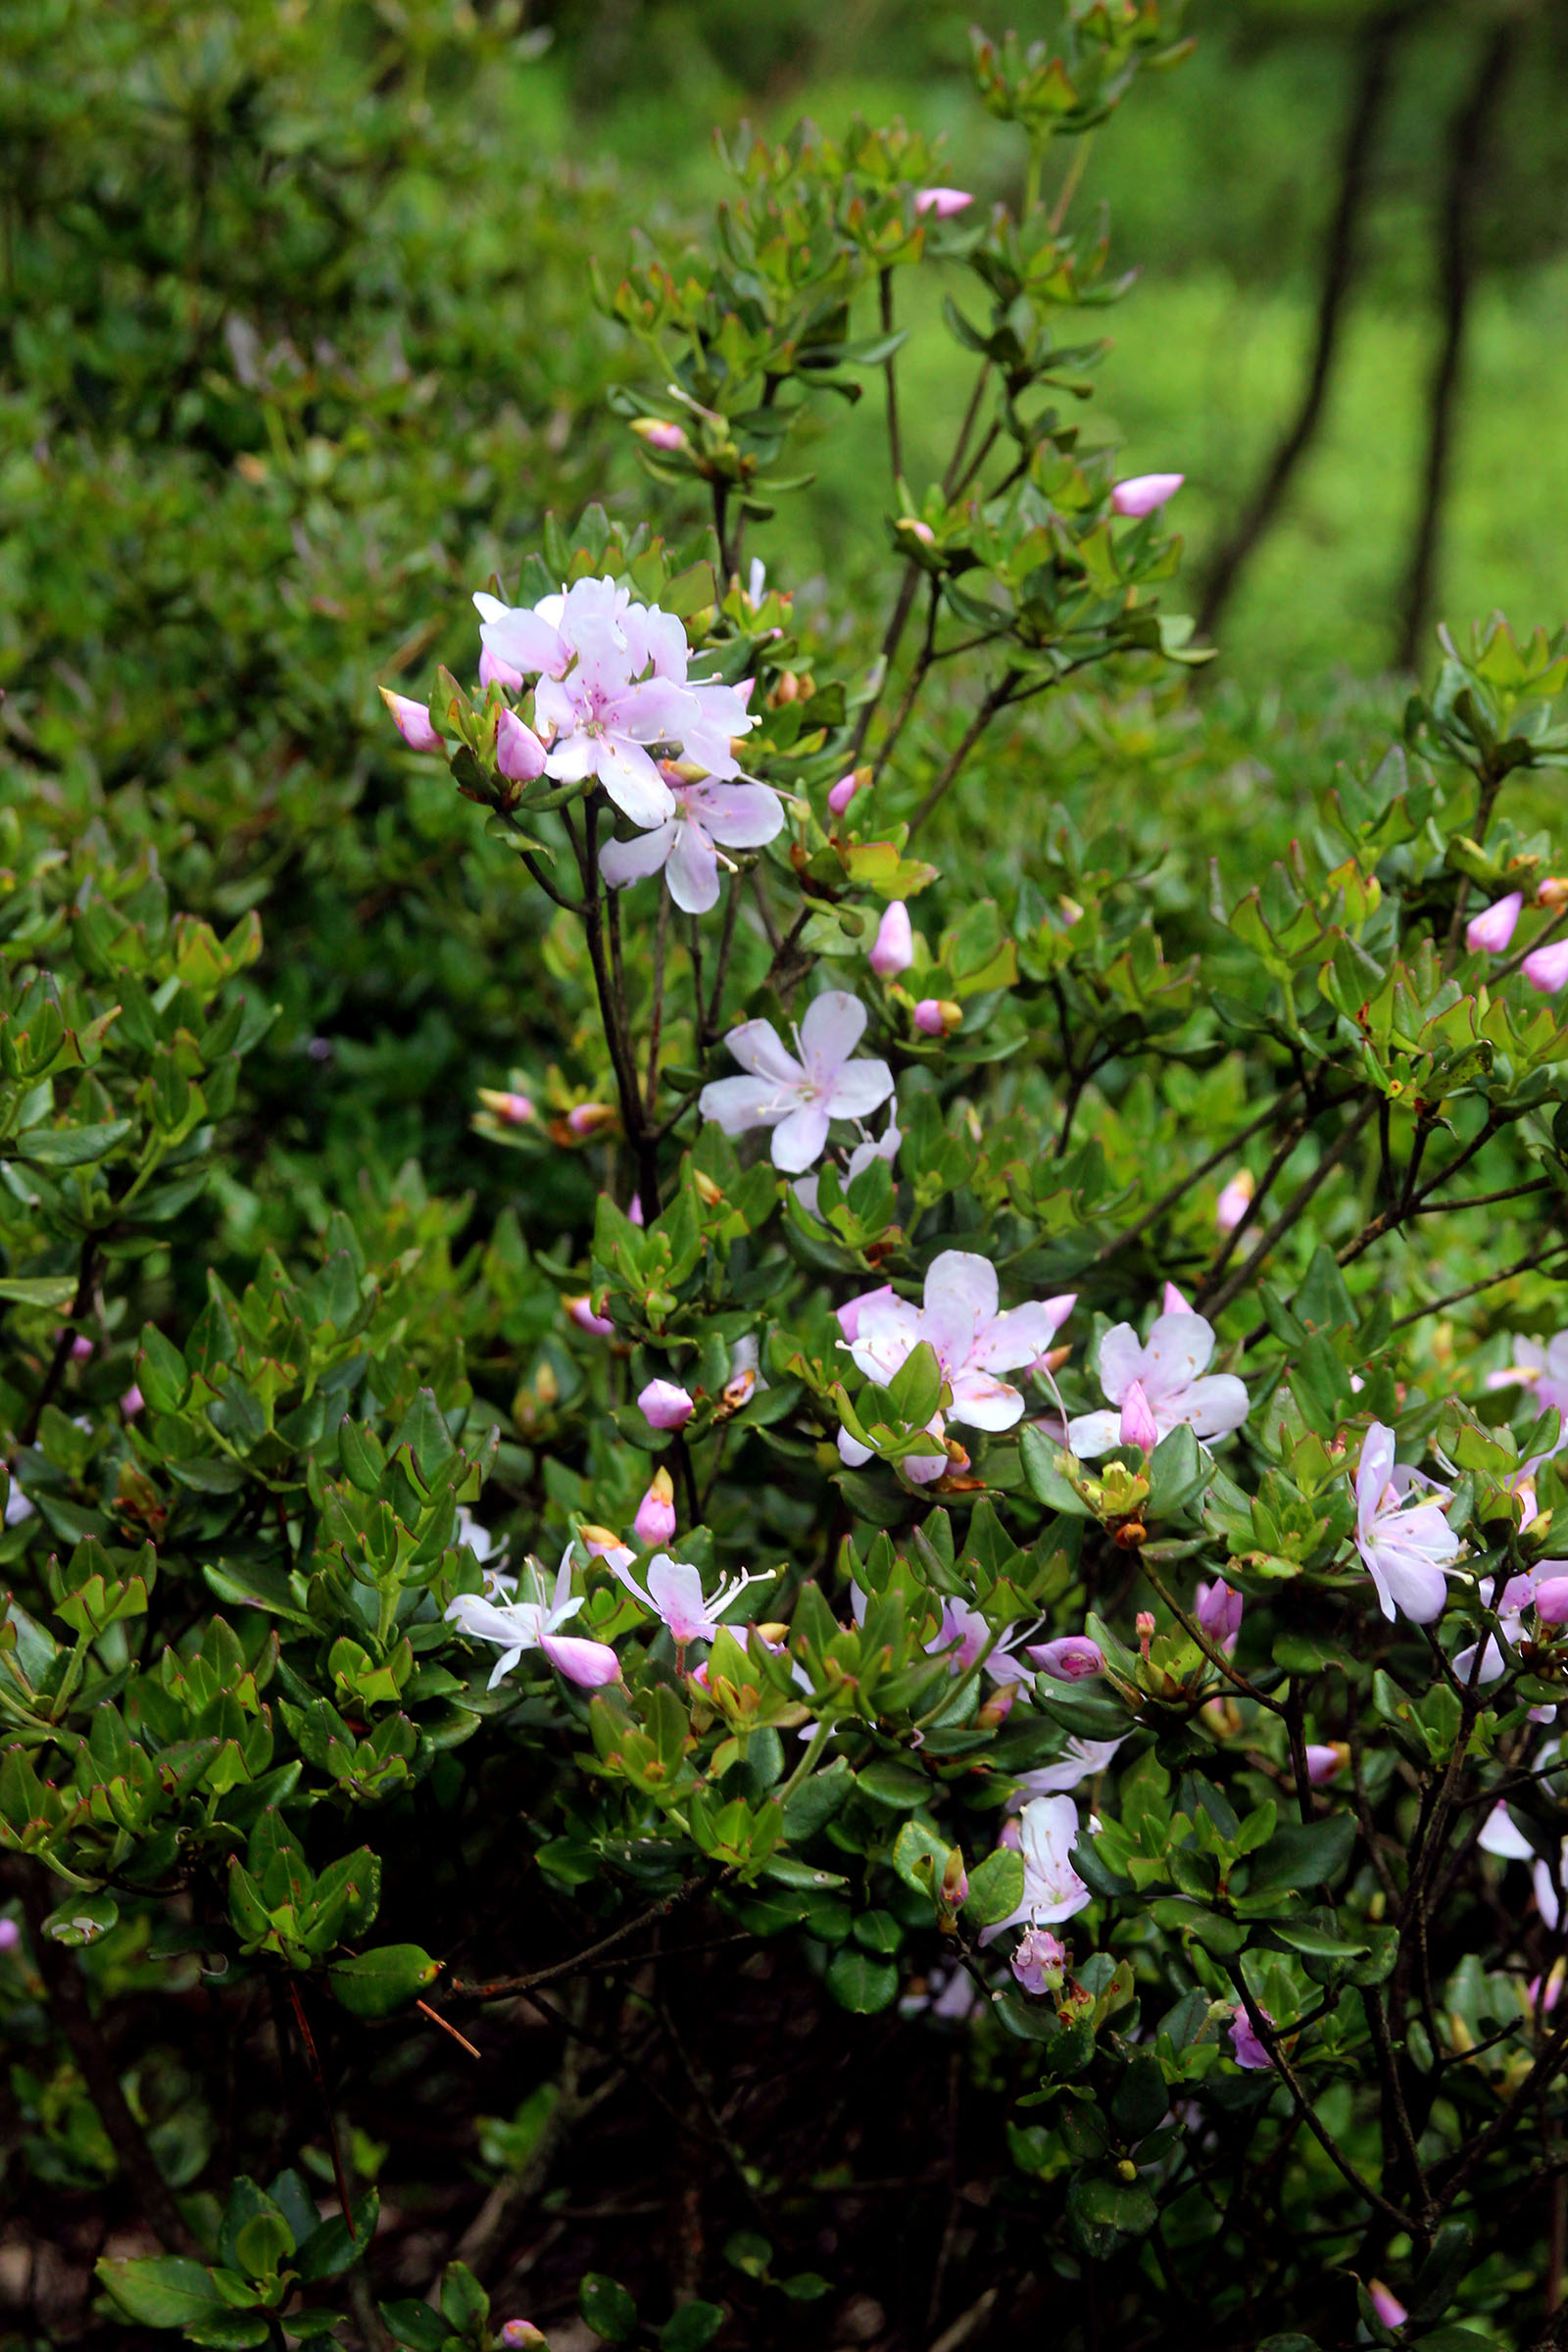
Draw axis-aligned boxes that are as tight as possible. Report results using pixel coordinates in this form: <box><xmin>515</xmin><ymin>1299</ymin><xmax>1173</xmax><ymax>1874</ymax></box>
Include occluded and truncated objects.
<box><xmin>1195</xmin><ymin>1576</ymin><xmax>1243</xmax><ymax>1651</ymax></box>
<box><xmin>1215</xmin><ymin>1168</ymin><xmax>1255</xmax><ymax>1233</ymax></box>
<box><xmin>500</xmin><ymin>2325</ymin><xmax>548</xmax><ymax>2350</ymax></box>
<box><xmin>828</xmin><ymin>768</ymin><xmax>867</xmax><ymax>816</ymax></box>
<box><xmin>896</xmin><ymin>515</ymin><xmax>936</xmax><ymax>546</ymax></box>
<box><xmin>638</xmin><ymin>1379</ymin><xmax>694</xmax><ymax>1432</ymax></box>
<box><xmin>70</xmin><ymin>1335</ymin><xmax>93</xmax><ymax>1364</ymax></box>
<box><xmin>630</xmin><ymin>417</ymin><xmax>690</xmax><ymax>455</ymax></box>
<box><xmin>379</xmin><ymin>688</ymin><xmax>444</xmax><ymax>752</ymax></box>
<box><xmin>479</xmin><ymin>1088</ymin><xmax>534</xmax><ymax>1126</ymax></box>
<box><xmin>1010</xmin><ymin>1926</ymin><xmax>1065</xmax><ymax>1995</ymax></box>
<box><xmin>564</xmin><ymin>1296</ymin><xmax>614</xmax><ymax>1339</ymax></box>
<box><xmin>1119</xmin><ymin>1378</ymin><xmax>1159</xmax><ymax>1455</ymax></box>
<box><xmin>1539</xmin><ymin>876</ymin><xmax>1568</xmax><ymax>909</ymax></box>
<box><xmin>0</xmin><ymin>1917</ymin><xmax>20</xmax><ymax>1953</ymax></box>
<box><xmin>940</xmin><ymin>1847</ymin><xmax>969</xmax><ymax>1910</ymax></box>
<box><xmin>976</xmin><ymin>1684</ymin><xmax>1016</xmax><ymax>1729</ymax></box>
<box><xmin>1465</xmin><ymin>890</ymin><xmax>1523</xmax><ymax>954</ymax></box>
<box><xmin>1524</xmin><ymin>941</ymin><xmax>1568</xmax><ymax>994</ymax></box>
<box><xmin>914</xmin><ymin>186</ymin><xmax>974</xmax><ymax>218</ymax></box>
<box><xmin>1536</xmin><ymin>1576</ymin><xmax>1568</xmax><ymax>1625</ymax></box>
<box><xmin>1136</xmin><ymin>1609</ymin><xmax>1155</xmax><ymax>1661</ymax></box>
<box><xmin>565</xmin><ymin>1101</ymin><xmax>616</xmax><ymax>1139</ymax></box>
<box><xmin>1161</xmin><ymin>1279</ymin><xmax>1193</xmax><ymax>1315</ymax></box>
<box><xmin>870</xmin><ymin>901</ymin><xmax>914</xmax><ymax>977</ymax></box>
<box><xmin>121</xmin><ymin>1383</ymin><xmax>144</xmax><ymax>1417</ymax></box>
<box><xmin>634</xmin><ymin>1469</ymin><xmax>677</xmax><ymax>1547</ymax></box>
<box><xmin>498</xmin><ymin>708</ymin><xmax>547</xmax><ymax>782</ymax></box>
<box><xmin>479</xmin><ymin>647</ymin><xmax>524</xmax><ymax>692</ymax></box>
<box><xmin>1367</xmin><ymin>2283</ymin><xmax>1407</xmax><ymax>2331</ymax></box>
<box><xmin>913</xmin><ymin>998</ymin><xmax>962</xmax><ymax>1037</ymax></box>
<box><xmin>1111</xmin><ymin>472</ymin><xmax>1184</xmax><ymax>518</ymax></box>
<box><xmin>1305</xmin><ymin>1741</ymin><xmax>1348</xmax><ymax>1785</ymax></box>
<box><xmin>1027</xmin><ymin>1636</ymin><xmax>1103</xmax><ymax>1681</ymax></box>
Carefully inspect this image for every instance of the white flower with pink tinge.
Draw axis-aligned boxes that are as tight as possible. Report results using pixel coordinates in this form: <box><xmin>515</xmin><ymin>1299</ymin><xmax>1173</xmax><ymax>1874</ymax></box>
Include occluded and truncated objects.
<box><xmin>601</xmin><ymin>774</ymin><xmax>783</xmax><ymax>915</ymax></box>
<box><xmin>1068</xmin><ymin>1309</ymin><xmax>1249</xmax><ymax>1458</ymax></box>
<box><xmin>472</xmin><ymin>576</ymin><xmax>756</xmax><ymax>830</ymax></box>
<box><xmin>978</xmin><ymin>1796</ymin><xmax>1091</xmax><ymax>1942</ymax></box>
<box><xmin>844</xmin><ymin>1250</ymin><xmax>1076</xmax><ymax>1435</ymax></box>
<box><xmin>1487</xmin><ymin>1331</ymin><xmax>1568</xmax><ymax>1425</ymax></box>
<box><xmin>609</xmin><ymin>1551</ymin><xmax>773</xmax><ymax>1646</ymax></box>
<box><xmin>444</xmin><ymin>1555</ymin><xmax>620</xmax><ymax>1690</ymax></box>
<box><xmin>1353</xmin><ymin>1423</ymin><xmax>1460</xmax><ymax>1625</ymax></box>
<box><xmin>700</xmin><ymin>992</ymin><xmax>894</xmax><ymax>1174</ymax></box>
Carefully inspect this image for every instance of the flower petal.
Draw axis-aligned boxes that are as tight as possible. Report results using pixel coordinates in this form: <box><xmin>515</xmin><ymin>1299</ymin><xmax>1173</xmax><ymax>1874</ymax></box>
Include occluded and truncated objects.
<box><xmin>1066</xmin><ymin>1409</ymin><xmax>1121</xmax><ymax>1459</ymax></box>
<box><xmin>539</xmin><ymin>1632</ymin><xmax>623</xmax><ymax>1689</ymax></box>
<box><xmin>1140</xmin><ymin>1311</ymin><xmax>1216</xmax><ymax>1402</ymax></box>
<box><xmin>665</xmin><ymin>816</ymin><xmax>721</xmax><ymax>914</ymax></box>
<box><xmin>1161</xmin><ymin>1372</ymin><xmax>1250</xmax><ymax>1441</ymax></box>
<box><xmin>598</xmin><ymin>735</ymin><xmax>678</xmax><ymax>827</ymax></box>
<box><xmin>799</xmin><ymin>990</ymin><xmax>868</xmax><ymax>1073</ymax></box>
<box><xmin>722</xmin><ymin>1019</ymin><xmax>802</xmax><ymax>1086</ymax></box>
<box><xmin>698</xmin><ymin>1075</ymin><xmax>790</xmax><ymax>1137</ymax></box>
<box><xmin>825</xmin><ymin>1056</ymin><xmax>896</xmax><ymax>1121</ymax></box>
<box><xmin>601</xmin><ymin>825</ymin><xmax>676</xmax><ymax>891</ymax></box>
<box><xmin>770</xmin><ymin>1100</ymin><xmax>833</xmax><ymax>1173</ymax></box>
<box><xmin>692</xmin><ymin>780</ymin><xmax>784</xmax><ymax>848</ymax></box>
<box><xmin>1096</xmin><ymin>1324</ymin><xmax>1146</xmax><ymax>1406</ymax></box>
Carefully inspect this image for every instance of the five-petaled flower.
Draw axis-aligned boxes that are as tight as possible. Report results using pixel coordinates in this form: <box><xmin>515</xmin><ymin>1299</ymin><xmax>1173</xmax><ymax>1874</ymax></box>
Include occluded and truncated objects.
<box><xmin>980</xmin><ymin>1795</ymin><xmax>1091</xmax><ymax>1940</ymax></box>
<box><xmin>1353</xmin><ymin>1423</ymin><xmax>1459</xmax><ymax>1624</ymax></box>
<box><xmin>844</xmin><ymin>1250</ymin><xmax>1075</xmax><ymax>1435</ymax></box>
<box><xmin>444</xmin><ymin>1555</ymin><xmax>620</xmax><ymax>1690</ymax></box>
<box><xmin>601</xmin><ymin>773</ymin><xmax>784</xmax><ymax>915</ymax></box>
<box><xmin>1068</xmin><ymin>1307</ymin><xmax>1249</xmax><ymax>1458</ymax></box>
<box><xmin>610</xmin><ymin>1552</ymin><xmax>773</xmax><ymax>1646</ymax></box>
<box><xmin>700</xmin><ymin>992</ymin><xmax>895</xmax><ymax>1174</ymax></box>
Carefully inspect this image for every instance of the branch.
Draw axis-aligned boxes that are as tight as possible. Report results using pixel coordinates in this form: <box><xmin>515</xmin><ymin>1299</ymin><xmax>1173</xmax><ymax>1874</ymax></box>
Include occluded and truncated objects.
<box><xmin>447</xmin><ymin>1878</ymin><xmax>706</xmax><ymax>2005</ymax></box>
<box><xmin>905</xmin><ymin>670</ymin><xmax>1021</xmax><ymax>842</ymax></box>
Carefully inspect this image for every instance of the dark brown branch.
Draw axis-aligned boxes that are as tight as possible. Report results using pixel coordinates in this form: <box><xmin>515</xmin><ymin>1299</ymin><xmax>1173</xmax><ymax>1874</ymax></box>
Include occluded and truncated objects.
<box><xmin>906</xmin><ymin>671</ymin><xmax>1021</xmax><ymax>842</ymax></box>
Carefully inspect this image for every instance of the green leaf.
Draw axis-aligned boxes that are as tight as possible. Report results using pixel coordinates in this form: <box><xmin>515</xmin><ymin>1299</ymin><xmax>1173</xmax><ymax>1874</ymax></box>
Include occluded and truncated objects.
<box><xmin>184</xmin><ymin>2317</ymin><xmax>270</xmax><ymax>2350</ymax></box>
<box><xmin>17</xmin><ymin>1117</ymin><xmax>133</xmax><ymax>1166</ymax></box>
<box><xmin>1245</xmin><ymin>1814</ymin><xmax>1356</xmax><ymax>1897</ymax></box>
<box><xmin>660</xmin><ymin>2301</ymin><xmax>725</xmax><ymax>2352</ymax></box>
<box><xmin>824</xmin><ymin>1946</ymin><xmax>900</xmax><ymax>2014</ymax></box>
<box><xmin>961</xmin><ymin>1846</ymin><xmax>1025</xmax><ymax>1928</ymax></box>
<box><xmin>1019</xmin><ymin>1425</ymin><xmax>1093</xmax><ymax>1515</ymax></box>
<box><xmin>579</xmin><ymin>2273</ymin><xmax>639</xmax><ymax>2343</ymax></box>
<box><xmin>1067</xmin><ymin>2173</ymin><xmax>1158</xmax><ymax>2257</ymax></box>
<box><xmin>856</xmin><ymin>1759</ymin><xmax>930</xmax><ymax>1810</ymax></box>
<box><xmin>294</xmin><ymin>2188</ymin><xmax>379</xmax><ymax>2281</ymax></box>
<box><xmin>439</xmin><ymin>2259</ymin><xmax>489</xmax><ymax>2332</ymax></box>
<box><xmin>42</xmin><ymin>1889</ymin><xmax>119</xmax><ymax>1946</ymax></box>
<box><xmin>326</xmin><ymin>1944</ymin><xmax>437</xmax><ymax>2018</ymax></box>
<box><xmin>94</xmin><ymin>2256</ymin><xmax>225</xmax><ymax>2328</ymax></box>
<box><xmin>378</xmin><ymin>2300</ymin><xmax>449</xmax><ymax>2352</ymax></box>
<box><xmin>0</xmin><ymin>1275</ymin><xmax>81</xmax><ymax>1309</ymax></box>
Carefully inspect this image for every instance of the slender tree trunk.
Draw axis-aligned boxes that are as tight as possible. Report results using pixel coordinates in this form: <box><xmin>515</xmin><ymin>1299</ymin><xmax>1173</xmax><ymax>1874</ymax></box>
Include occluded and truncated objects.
<box><xmin>1197</xmin><ymin>4</ymin><xmax>1415</xmax><ymax>643</ymax></box>
<box><xmin>1396</xmin><ymin>15</ymin><xmax>1524</xmax><ymax>672</ymax></box>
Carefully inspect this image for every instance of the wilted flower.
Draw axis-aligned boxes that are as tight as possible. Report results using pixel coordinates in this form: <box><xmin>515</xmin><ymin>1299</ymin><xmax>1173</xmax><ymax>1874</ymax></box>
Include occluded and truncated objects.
<box><xmin>845</xmin><ymin>1250</ymin><xmax>1076</xmax><ymax>1434</ymax></box>
<box><xmin>380</xmin><ymin>689</ymin><xmax>443</xmax><ymax>752</ymax></box>
<box><xmin>610</xmin><ymin>1552</ymin><xmax>773</xmax><ymax>1645</ymax></box>
<box><xmin>1466</xmin><ymin>891</ymin><xmax>1523</xmax><ymax>954</ymax></box>
<box><xmin>601</xmin><ymin>775</ymin><xmax>784</xmax><ymax>915</ymax></box>
<box><xmin>1010</xmin><ymin>1926</ymin><xmax>1066</xmax><ymax>1994</ymax></box>
<box><xmin>6</xmin><ymin>1478</ymin><xmax>37</xmax><ymax>1527</ymax></box>
<box><xmin>445</xmin><ymin>1555</ymin><xmax>620</xmax><ymax>1690</ymax></box>
<box><xmin>914</xmin><ymin>186</ymin><xmax>974</xmax><ymax>217</ymax></box>
<box><xmin>869</xmin><ymin>901</ymin><xmax>914</xmax><ymax>977</ymax></box>
<box><xmin>565</xmin><ymin>1296</ymin><xmax>614</xmax><ymax>1339</ymax></box>
<box><xmin>1068</xmin><ymin>1308</ymin><xmax>1249</xmax><ymax>1458</ymax></box>
<box><xmin>1524</xmin><ymin>941</ymin><xmax>1568</xmax><ymax>994</ymax></box>
<box><xmin>700</xmin><ymin>993</ymin><xmax>894</xmax><ymax>1174</ymax></box>
<box><xmin>1353</xmin><ymin>1424</ymin><xmax>1459</xmax><ymax>1624</ymax></box>
<box><xmin>638</xmin><ymin>1379</ymin><xmax>694</xmax><ymax>1432</ymax></box>
<box><xmin>1111</xmin><ymin>472</ymin><xmax>1184</xmax><ymax>517</ymax></box>
<box><xmin>633</xmin><ymin>1469</ymin><xmax>677</xmax><ymax>1548</ymax></box>
<box><xmin>1229</xmin><ymin>2004</ymin><xmax>1274</xmax><ymax>2070</ymax></box>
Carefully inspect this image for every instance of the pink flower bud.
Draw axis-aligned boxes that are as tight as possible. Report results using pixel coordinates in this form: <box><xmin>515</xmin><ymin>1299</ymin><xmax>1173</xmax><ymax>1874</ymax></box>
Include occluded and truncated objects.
<box><xmin>565</xmin><ymin>1296</ymin><xmax>614</xmax><ymax>1339</ymax></box>
<box><xmin>380</xmin><ymin>688</ymin><xmax>444</xmax><ymax>752</ymax></box>
<box><xmin>1540</xmin><ymin>876</ymin><xmax>1568</xmax><ymax>909</ymax></box>
<box><xmin>913</xmin><ymin>998</ymin><xmax>962</xmax><ymax>1038</ymax></box>
<box><xmin>1027</xmin><ymin>1636</ymin><xmax>1103</xmax><ymax>1681</ymax></box>
<box><xmin>497</xmin><ymin>709</ymin><xmax>547</xmax><ymax>782</ymax></box>
<box><xmin>0</xmin><ymin>1917</ymin><xmax>20</xmax><ymax>1953</ymax></box>
<box><xmin>836</xmin><ymin>1284</ymin><xmax>896</xmax><ymax>1344</ymax></box>
<box><xmin>914</xmin><ymin>187</ymin><xmax>974</xmax><ymax>218</ymax></box>
<box><xmin>479</xmin><ymin>1088</ymin><xmax>534</xmax><ymax>1126</ymax></box>
<box><xmin>1524</xmin><ymin>941</ymin><xmax>1568</xmax><ymax>994</ymax></box>
<box><xmin>638</xmin><ymin>1379</ymin><xmax>694</xmax><ymax>1431</ymax></box>
<box><xmin>1136</xmin><ymin>1609</ymin><xmax>1156</xmax><ymax>1660</ymax></box>
<box><xmin>1229</xmin><ymin>2005</ymin><xmax>1274</xmax><ymax>2071</ymax></box>
<box><xmin>628</xmin><ymin>1194</ymin><xmax>645</xmax><ymax>1227</ymax></box>
<box><xmin>1161</xmin><ymin>1280</ymin><xmax>1193</xmax><ymax>1315</ymax></box>
<box><xmin>1305</xmin><ymin>1742</ymin><xmax>1347</xmax><ymax>1785</ymax></box>
<box><xmin>630</xmin><ymin>417</ymin><xmax>690</xmax><ymax>455</ymax></box>
<box><xmin>1111</xmin><ymin>472</ymin><xmax>1184</xmax><ymax>518</ymax></box>
<box><xmin>565</xmin><ymin>1102</ymin><xmax>614</xmax><ymax>1138</ymax></box>
<box><xmin>121</xmin><ymin>1384</ymin><xmax>144</xmax><ymax>1417</ymax></box>
<box><xmin>1195</xmin><ymin>1576</ymin><xmax>1244</xmax><ymax>1650</ymax></box>
<box><xmin>479</xmin><ymin>647</ymin><xmax>524</xmax><ymax>692</ymax></box>
<box><xmin>870</xmin><ymin>901</ymin><xmax>913</xmax><ymax>977</ymax></box>
<box><xmin>1010</xmin><ymin>1926</ymin><xmax>1066</xmax><ymax>1994</ymax></box>
<box><xmin>828</xmin><ymin>770</ymin><xmax>862</xmax><ymax>816</ymax></box>
<box><xmin>1119</xmin><ymin>1378</ymin><xmax>1159</xmax><ymax>1454</ymax></box>
<box><xmin>70</xmin><ymin>1335</ymin><xmax>93</xmax><ymax>1364</ymax></box>
<box><xmin>634</xmin><ymin>1469</ymin><xmax>677</xmax><ymax>1547</ymax></box>
<box><xmin>1536</xmin><ymin>1577</ymin><xmax>1568</xmax><ymax>1625</ymax></box>
<box><xmin>1215</xmin><ymin>1168</ymin><xmax>1255</xmax><ymax>1233</ymax></box>
<box><xmin>940</xmin><ymin>1848</ymin><xmax>969</xmax><ymax>1909</ymax></box>
<box><xmin>1368</xmin><ymin>2282</ymin><xmax>1407</xmax><ymax>2330</ymax></box>
<box><xmin>896</xmin><ymin>516</ymin><xmax>936</xmax><ymax>545</ymax></box>
<box><xmin>500</xmin><ymin>2325</ymin><xmax>547</xmax><ymax>2350</ymax></box>
<box><xmin>1466</xmin><ymin>890</ymin><xmax>1522</xmax><ymax>954</ymax></box>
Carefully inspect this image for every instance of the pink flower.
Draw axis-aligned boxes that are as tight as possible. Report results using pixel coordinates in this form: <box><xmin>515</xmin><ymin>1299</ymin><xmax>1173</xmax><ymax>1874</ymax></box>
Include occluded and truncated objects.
<box><xmin>869</xmin><ymin>901</ymin><xmax>913</xmax><ymax>977</ymax></box>
<box><xmin>120</xmin><ymin>1384</ymin><xmax>144</xmax><ymax>1417</ymax></box>
<box><xmin>638</xmin><ymin>1379</ymin><xmax>694</xmax><ymax>1431</ymax></box>
<box><xmin>979</xmin><ymin>1796</ymin><xmax>1091</xmax><ymax>1940</ymax></box>
<box><xmin>1466</xmin><ymin>891</ymin><xmax>1522</xmax><ymax>954</ymax></box>
<box><xmin>1354</xmin><ymin>1424</ymin><xmax>1458</xmax><ymax>1624</ymax></box>
<box><xmin>1537</xmin><ymin>1576</ymin><xmax>1568</xmax><ymax>1624</ymax></box>
<box><xmin>479</xmin><ymin>647</ymin><xmax>524</xmax><ymax>692</ymax></box>
<box><xmin>1196</xmin><ymin>1576</ymin><xmax>1243</xmax><ymax>1652</ymax></box>
<box><xmin>1229</xmin><ymin>2004</ymin><xmax>1274</xmax><ymax>2071</ymax></box>
<box><xmin>1068</xmin><ymin>1308</ymin><xmax>1249</xmax><ymax>1458</ymax></box>
<box><xmin>914</xmin><ymin>187</ymin><xmax>973</xmax><ymax>218</ymax></box>
<box><xmin>601</xmin><ymin>776</ymin><xmax>783</xmax><ymax>915</ymax></box>
<box><xmin>630</xmin><ymin>417</ymin><xmax>690</xmax><ymax>454</ymax></box>
<box><xmin>827</xmin><ymin>771</ymin><xmax>861</xmax><ymax>816</ymax></box>
<box><xmin>497</xmin><ymin>709</ymin><xmax>548</xmax><ymax>782</ymax></box>
<box><xmin>610</xmin><ymin>1551</ymin><xmax>772</xmax><ymax>1644</ymax></box>
<box><xmin>1010</xmin><ymin>1926</ymin><xmax>1066</xmax><ymax>1994</ymax></box>
<box><xmin>473</xmin><ymin>576</ymin><xmax>756</xmax><ymax>830</ymax></box>
<box><xmin>68</xmin><ymin>1335</ymin><xmax>93</xmax><ymax>1364</ymax></box>
<box><xmin>633</xmin><ymin>1470</ymin><xmax>677</xmax><ymax>1548</ymax></box>
<box><xmin>1014</xmin><ymin>1736</ymin><xmax>1124</xmax><ymax>1795</ymax></box>
<box><xmin>700</xmin><ymin>992</ymin><xmax>894</xmax><ymax>1174</ymax></box>
<box><xmin>1028</xmin><ymin>1635</ymin><xmax>1103</xmax><ymax>1682</ymax></box>
<box><xmin>1214</xmin><ymin>1169</ymin><xmax>1254</xmax><ymax>1233</ymax></box>
<box><xmin>1368</xmin><ymin>2282</ymin><xmax>1407</xmax><ymax>2330</ymax></box>
<box><xmin>1111</xmin><ymin>473</ymin><xmax>1184</xmax><ymax>518</ymax></box>
<box><xmin>845</xmin><ymin>1250</ymin><xmax>1075</xmax><ymax>1435</ymax></box>
<box><xmin>1118</xmin><ymin>1378</ymin><xmax>1159</xmax><ymax>1454</ymax></box>
<box><xmin>836</xmin><ymin>1285</ymin><xmax>897</xmax><ymax>1346</ymax></box>
<box><xmin>479</xmin><ymin>1089</ymin><xmax>535</xmax><ymax>1126</ymax></box>
<box><xmin>1524</xmin><ymin>941</ymin><xmax>1568</xmax><ymax>994</ymax></box>
<box><xmin>380</xmin><ymin>688</ymin><xmax>444</xmax><ymax>752</ymax></box>
<box><xmin>913</xmin><ymin>998</ymin><xmax>960</xmax><ymax>1037</ymax></box>
<box><xmin>1305</xmin><ymin>1742</ymin><xmax>1346</xmax><ymax>1785</ymax></box>
<box><xmin>1487</xmin><ymin>1331</ymin><xmax>1568</xmax><ymax>1417</ymax></box>
<box><xmin>0</xmin><ymin>1917</ymin><xmax>19</xmax><ymax>1952</ymax></box>
<box><xmin>565</xmin><ymin>1296</ymin><xmax>614</xmax><ymax>1339</ymax></box>
<box><xmin>444</xmin><ymin>1556</ymin><xmax>621</xmax><ymax>1690</ymax></box>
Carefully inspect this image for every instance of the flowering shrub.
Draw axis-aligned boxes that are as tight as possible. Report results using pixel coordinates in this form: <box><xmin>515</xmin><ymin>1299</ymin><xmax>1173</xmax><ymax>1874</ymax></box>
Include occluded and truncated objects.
<box><xmin>9</xmin><ymin>10</ymin><xmax>1568</xmax><ymax>2352</ymax></box>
